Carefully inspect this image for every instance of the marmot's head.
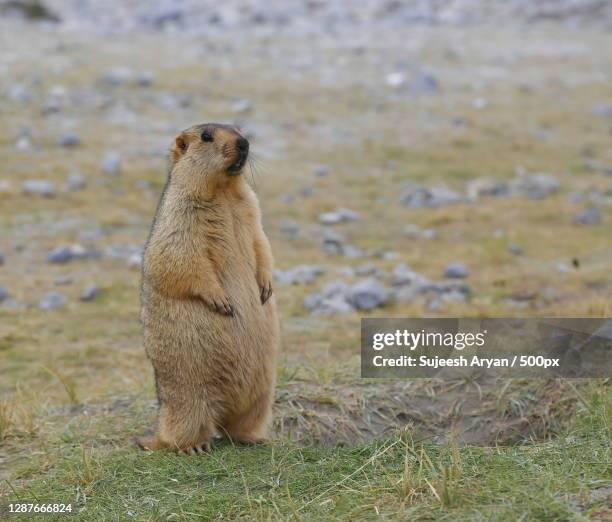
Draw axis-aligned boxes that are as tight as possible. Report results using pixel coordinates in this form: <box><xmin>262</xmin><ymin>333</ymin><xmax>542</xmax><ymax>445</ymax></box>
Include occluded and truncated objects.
<box><xmin>170</xmin><ymin>123</ymin><xmax>249</xmax><ymax>178</ymax></box>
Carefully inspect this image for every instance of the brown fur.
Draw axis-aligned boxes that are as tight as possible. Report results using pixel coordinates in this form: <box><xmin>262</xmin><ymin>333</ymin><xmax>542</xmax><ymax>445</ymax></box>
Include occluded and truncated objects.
<box><xmin>136</xmin><ymin>123</ymin><xmax>279</xmax><ymax>454</ymax></box>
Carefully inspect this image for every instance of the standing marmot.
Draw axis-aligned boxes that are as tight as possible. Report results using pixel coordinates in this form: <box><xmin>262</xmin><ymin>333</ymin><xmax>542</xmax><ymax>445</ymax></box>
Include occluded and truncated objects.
<box><xmin>136</xmin><ymin>123</ymin><xmax>279</xmax><ymax>454</ymax></box>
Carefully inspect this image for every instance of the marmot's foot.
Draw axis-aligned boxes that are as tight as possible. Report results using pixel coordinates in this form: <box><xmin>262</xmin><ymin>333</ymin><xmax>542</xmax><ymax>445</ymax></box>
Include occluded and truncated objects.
<box><xmin>201</xmin><ymin>294</ymin><xmax>235</xmax><ymax>316</ymax></box>
<box><xmin>258</xmin><ymin>278</ymin><xmax>273</xmax><ymax>304</ymax></box>
<box><xmin>182</xmin><ymin>442</ymin><xmax>212</xmax><ymax>456</ymax></box>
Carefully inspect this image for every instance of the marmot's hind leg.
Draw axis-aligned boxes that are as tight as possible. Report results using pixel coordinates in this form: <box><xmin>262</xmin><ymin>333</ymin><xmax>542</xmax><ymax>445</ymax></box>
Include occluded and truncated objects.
<box><xmin>136</xmin><ymin>401</ymin><xmax>214</xmax><ymax>454</ymax></box>
<box><xmin>221</xmin><ymin>392</ymin><xmax>273</xmax><ymax>444</ymax></box>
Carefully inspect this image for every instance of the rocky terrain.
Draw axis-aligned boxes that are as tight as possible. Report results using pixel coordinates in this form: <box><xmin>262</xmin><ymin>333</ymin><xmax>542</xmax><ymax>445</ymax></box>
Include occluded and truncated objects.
<box><xmin>0</xmin><ymin>0</ymin><xmax>610</xmax><ymax>518</ymax></box>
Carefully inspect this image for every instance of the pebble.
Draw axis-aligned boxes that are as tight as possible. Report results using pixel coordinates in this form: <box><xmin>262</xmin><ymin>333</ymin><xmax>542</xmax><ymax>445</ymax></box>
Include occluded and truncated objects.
<box><xmin>510</xmin><ymin>172</ymin><xmax>559</xmax><ymax>199</ymax></box>
<box><xmin>279</xmin><ymin>221</ymin><xmax>300</xmax><ymax>240</ymax></box>
<box><xmin>573</xmin><ymin>207</ymin><xmax>601</xmax><ymax>226</ymax></box>
<box><xmin>444</xmin><ymin>262</ymin><xmax>469</xmax><ymax>279</ymax></box>
<box><xmin>22</xmin><ymin>179</ymin><xmax>55</xmax><ymax>197</ymax></box>
<box><xmin>0</xmin><ymin>287</ymin><xmax>8</xmax><ymax>301</ymax></box>
<box><xmin>47</xmin><ymin>244</ymin><xmax>96</xmax><ymax>264</ymax></box>
<box><xmin>400</xmin><ymin>184</ymin><xmax>462</xmax><ymax>208</ymax></box>
<box><xmin>313</xmin><ymin>165</ymin><xmax>330</xmax><ymax>177</ymax></box>
<box><xmin>231</xmin><ymin>98</ymin><xmax>253</xmax><ymax>114</ymax></box>
<box><xmin>274</xmin><ymin>265</ymin><xmax>325</xmax><ymax>285</ymax></box>
<box><xmin>102</xmin><ymin>153</ymin><xmax>121</xmax><ymax>175</ymax></box>
<box><xmin>319</xmin><ymin>208</ymin><xmax>360</xmax><ymax>225</ymax></box>
<box><xmin>80</xmin><ymin>284</ymin><xmax>101</xmax><ymax>301</ymax></box>
<box><xmin>403</xmin><ymin>224</ymin><xmax>437</xmax><ymax>239</ymax></box>
<box><xmin>58</xmin><ymin>132</ymin><xmax>80</xmax><ymax>147</ymax></box>
<box><xmin>39</xmin><ymin>292</ymin><xmax>67</xmax><ymax>310</ymax></box>
<box><xmin>64</xmin><ymin>172</ymin><xmax>87</xmax><ymax>191</ymax></box>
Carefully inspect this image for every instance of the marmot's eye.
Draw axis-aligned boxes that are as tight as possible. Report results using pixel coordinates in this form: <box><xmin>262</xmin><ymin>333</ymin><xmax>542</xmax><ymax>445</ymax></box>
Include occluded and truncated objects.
<box><xmin>201</xmin><ymin>131</ymin><xmax>214</xmax><ymax>143</ymax></box>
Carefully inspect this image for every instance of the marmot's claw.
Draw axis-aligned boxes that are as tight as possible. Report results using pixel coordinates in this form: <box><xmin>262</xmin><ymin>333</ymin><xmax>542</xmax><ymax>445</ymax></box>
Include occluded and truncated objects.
<box><xmin>260</xmin><ymin>281</ymin><xmax>273</xmax><ymax>304</ymax></box>
<box><xmin>203</xmin><ymin>296</ymin><xmax>235</xmax><ymax>316</ymax></box>
<box><xmin>183</xmin><ymin>442</ymin><xmax>211</xmax><ymax>455</ymax></box>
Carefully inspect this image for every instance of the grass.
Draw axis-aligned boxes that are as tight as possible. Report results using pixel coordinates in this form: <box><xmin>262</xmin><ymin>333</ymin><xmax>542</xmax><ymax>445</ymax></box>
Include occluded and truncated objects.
<box><xmin>2</xmin><ymin>383</ymin><xmax>609</xmax><ymax>521</ymax></box>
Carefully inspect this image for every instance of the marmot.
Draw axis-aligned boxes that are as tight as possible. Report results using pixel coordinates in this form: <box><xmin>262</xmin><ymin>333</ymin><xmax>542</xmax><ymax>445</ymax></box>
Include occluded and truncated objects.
<box><xmin>136</xmin><ymin>123</ymin><xmax>279</xmax><ymax>454</ymax></box>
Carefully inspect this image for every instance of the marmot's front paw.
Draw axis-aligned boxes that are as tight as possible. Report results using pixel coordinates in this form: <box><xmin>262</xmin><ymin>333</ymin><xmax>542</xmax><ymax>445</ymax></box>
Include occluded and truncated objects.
<box><xmin>258</xmin><ymin>276</ymin><xmax>273</xmax><ymax>304</ymax></box>
<box><xmin>201</xmin><ymin>294</ymin><xmax>235</xmax><ymax>316</ymax></box>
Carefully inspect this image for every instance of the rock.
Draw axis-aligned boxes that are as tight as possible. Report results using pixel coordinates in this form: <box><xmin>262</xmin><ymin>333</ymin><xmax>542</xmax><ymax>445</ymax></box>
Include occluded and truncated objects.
<box><xmin>507</xmin><ymin>244</ymin><xmax>524</xmax><ymax>255</ymax></box>
<box><xmin>101</xmin><ymin>67</ymin><xmax>132</xmax><ymax>86</ymax></box>
<box><xmin>279</xmin><ymin>221</ymin><xmax>300</xmax><ymax>240</ymax></box>
<box><xmin>304</xmin><ymin>280</ymin><xmax>354</xmax><ymax>316</ymax></box>
<box><xmin>592</xmin><ymin>104</ymin><xmax>612</xmax><ymax>118</ymax></box>
<box><xmin>80</xmin><ymin>284</ymin><xmax>101</xmax><ymax>302</ymax></box>
<box><xmin>319</xmin><ymin>208</ymin><xmax>360</xmax><ymax>225</ymax></box>
<box><xmin>0</xmin><ymin>287</ymin><xmax>8</xmax><ymax>302</ymax></box>
<box><xmin>22</xmin><ymin>179</ymin><xmax>55</xmax><ymax>197</ymax></box>
<box><xmin>465</xmin><ymin>178</ymin><xmax>509</xmax><ymax>199</ymax></box>
<box><xmin>274</xmin><ymin>265</ymin><xmax>325</xmax><ymax>285</ymax></box>
<box><xmin>573</xmin><ymin>207</ymin><xmax>601</xmax><ymax>225</ymax></box>
<box><xmin>7</xmin><ymin>84</ymin><xmax>32</xmax><ymax>103</ymax></box>
<box><xmin>313</xmin><ymin>164</ymin><xmax>330</xmax><ymax>177</ymax></box>
<box><xmin>64</xmin><ymin>172</ymin><xmax>87</xmax><ymax>191</ymax></box>
<box><xmin>403</xmin><ymin>224</ymin><xmax>437</xmax><ymax>239</ymax></box>
<box><xmin>385</xmin><ymin>72</ymin><xmax>406</xmax><ymax>88</ymax></box>
<box><xmin>354</xmin><ymin>262</ymin><xmax>378</xmax><ymax>276</ymax></box>
<box><xmin>127</xmin><ymin>253</ymin><xmax>142</xmax><ymax>269</ymax></box>
<box><xmin>0</xmin><ymin>252</ymin><xmax>4</xmax><ymax>265</ymax></box>
<box><xmin>391</xmin><ymin>263</ymin><xmax>430</xmax><ymax>287</ymax></box>
<box><xmin>444</xmin><ymin>262</ymin><xmax>469</xmax><ymax>279</ymax></box>
<box><xmin>39</xmin><ymin>292</ymin><xmax>67</xmax><ymax>310</ymax></box>
<box><xmin>136</xmin><ymin>71</ymin><xmax>155</xmax><ymax>87</ymax></box>
<box><xmin>347</xmin><ymin>278</ymin><xmax>389</xmax><ymax>310</ymax></box>
<box><xmin>47</xmin><ymin>244</ymin><xmax>97</xmax><ymax>264</ymax></box>
<box><xmin>54</xmin><ymin>275</ymin><xmax>73</xmax><ymax>285</ymax></box>
<box><xmin>231</xmin><ymin>98</ymin><xmax>253</xmax><ymax>114</ymax></box>
<box><xmin>102</xmin><ymin>153</ymin><xmax>121</xmax><ymax>175</ymax></box>
<box><xmin>58</xmin><ymin>132</ymin><xmax>80</xmax><ymax>147</ymax></box>
<box><xmin>322</xmin><ymin>229</ymin><xmax>346</xmax><ymax>255</ymax></box>
<box><xmin>510</xmin><ymin>172</ymin><xmax>559</xmax><ymax>199</ymax></box>
<box><xmin>15</xmin><ymin>135</ymin><xmax>32</xmax><ymax>152</ymax></box>
<box><xmin>400</xmin><ymin>184</ymin><xmax>462</xmax><ymax>208</ymax></box>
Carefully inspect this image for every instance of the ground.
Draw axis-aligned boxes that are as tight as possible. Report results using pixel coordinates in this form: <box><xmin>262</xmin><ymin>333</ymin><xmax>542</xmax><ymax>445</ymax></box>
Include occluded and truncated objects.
<box><xmin>0</xmin><ymin>3</ymin><xmax>611</xmax><ymax>520</ymax></box>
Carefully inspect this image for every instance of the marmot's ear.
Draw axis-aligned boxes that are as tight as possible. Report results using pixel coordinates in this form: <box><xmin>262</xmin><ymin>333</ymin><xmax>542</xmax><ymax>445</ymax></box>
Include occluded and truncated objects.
<box><xmin>171</xmin><ymin>134</ymin><xmax>188</xmax><ymax>163</ymax></box>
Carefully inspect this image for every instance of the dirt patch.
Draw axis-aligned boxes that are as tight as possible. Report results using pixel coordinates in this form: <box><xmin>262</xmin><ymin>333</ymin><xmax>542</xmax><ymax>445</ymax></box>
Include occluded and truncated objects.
<box><xmin>274</xmin><ymin>378</ymin><xmax>578</xmax><ymax>446</ymax></box>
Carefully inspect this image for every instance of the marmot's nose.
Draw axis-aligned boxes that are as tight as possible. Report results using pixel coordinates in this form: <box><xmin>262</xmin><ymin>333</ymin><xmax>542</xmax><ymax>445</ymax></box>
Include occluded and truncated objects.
<box><xmin>236</xmin><ymin>136</ymin><xmax>249</xmax><ymax>153</ymax></box>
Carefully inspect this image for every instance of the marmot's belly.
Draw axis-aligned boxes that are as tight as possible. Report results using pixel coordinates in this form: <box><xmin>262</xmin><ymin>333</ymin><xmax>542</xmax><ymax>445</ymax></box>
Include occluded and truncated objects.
<box><xmin>141</xmin><ymin>276</ymin><xmax>278</xmax><ymax>402</ymax></box>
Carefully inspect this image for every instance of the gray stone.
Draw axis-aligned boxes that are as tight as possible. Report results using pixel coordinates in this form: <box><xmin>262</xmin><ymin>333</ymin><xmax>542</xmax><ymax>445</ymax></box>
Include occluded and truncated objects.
<box><xmin>403</xmin><ymin>224</ymin><xmax>437</xmax><ymax>239</ymax></box>
<box><xmin>58</xmin><ymin>132</ymin><xmax>80</xmax><ymax>147</ymax></box>
<box><xmin>136</xmin><ymin>71</ymin><xmax>155</xmax><ymax>87</ymax></box>
<box><xmin>573</xmin><ymin>207</ymin><xmax>601</xmax><ymax>225</ymax></box>
<box><xmin>313</xmin><ymin>164</ymin><xmax>330</xmax><ymax>177</ymax></box>
<box><xmin>54</xmin><ymin>275</ymin><xmax>73</xmax><ymax>285</ymax></box>
<box><xmin>510</xmin><ymin>173</ymin><xmax>559</xmax><ymax>199</ymax></box>
<box><xmin>231</xmin><ymin>98</ymin><xmax>253</xmax><ymax>114</ymax></box>
<box><xmin>319</xmin><ymin>208</ymin><xmax>360</xmax><ymax>225</ymax></box>
<box><xmin>39</xmin><ymin>292</ymin><xmax>67</xmax><ymax>310</ymax></box>
<box><xmin>274</xmin><ymin>265</ymin><xmax>325</xmax><ymax>285</ymax></box>
<box><xmin>7</xmin><ymin>84</ymin><xmax>32</xmax><ymax>103</ymax></box>
<box><xmin>466</xmin><ymin>178</ymin><xmax>509</xmax><ymax>199</ymax></box>
<box><xmin>102</xmin><ymin>153</ymin><xmax>121</xmax><ymax>175</ymax></box>
<box><xmin>47</xmin><ymin>244</ymin><xmax>96</xmax><ymax>264</ymax></box>
<box><xmin>0</xmin><ymin>252</ymin><xmax>4</xmax><ymax>265</ymax></box>
<box><xmin>391</xmin><ymin>263</ymin><xmax>430</xmax><ymax>287</ymax></box>
<box><xmin>354</xmin><ymin>262</ymin><xmax>378</xmax><ymax>276</ymax></box>
<box><xmin>22</xmin><ymin>179</ymin><xmax>55</xmax><ymax>197</ymax></box>
<box><xmin>279</xmin><ymin>221</ymin><xmax>300</xmax><ymax>240</ymax></box>
<box><xmin>592</xmin><ymin>104</ymin><xmax>612</xmax><ymax>118</ymax></box>
<box><xmin>80</xmin><ymin>284</ymin><xmax>101</xmax><ymax>302</ymax></box>
<box><xmin>400</xmin><ymin>184</ymin><xmax>462</xmax><ymax>208</ymax></box>
<box><xmin>507</xmin><ymin>244</ymin><xmax>524</xmax><ymax>255</ymax></box>
<box><xmin>64</xmin><ymin>172</ymin><xmax>87</xmax><ymax>191</ymax></box>
<box><xmin>322</xmin><ymin>229</ymin><xmax>346</xmax><ymax>255</ymax></box>
<box><xmin>347</xmin><ymin>278</ymin><xmax>389</xmax><ymax>310</ymax></box>
<box><xmin>0</xmin><ymin>287</ymin><xmax>8</xmax><ymax>302</ymax></box>
<box><xmin>444</xmin><ymin>262</ymin><xmax>469</xmax><ymax>279</ymax></box>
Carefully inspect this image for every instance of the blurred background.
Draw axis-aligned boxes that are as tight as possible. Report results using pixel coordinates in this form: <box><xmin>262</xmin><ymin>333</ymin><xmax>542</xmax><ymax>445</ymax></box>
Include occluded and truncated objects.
<box><xmin>0</xmin><ymin>0</ymin><xmax>611</xmax><ymax>466</ymax></box>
